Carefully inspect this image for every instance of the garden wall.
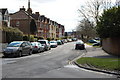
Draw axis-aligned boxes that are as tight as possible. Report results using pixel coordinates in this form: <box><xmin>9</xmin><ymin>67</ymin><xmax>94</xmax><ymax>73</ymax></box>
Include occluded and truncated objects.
<box><xmin>102</xmin><ymin>37</ymin><xmax>120</xmax><ymax>56</ymax></box>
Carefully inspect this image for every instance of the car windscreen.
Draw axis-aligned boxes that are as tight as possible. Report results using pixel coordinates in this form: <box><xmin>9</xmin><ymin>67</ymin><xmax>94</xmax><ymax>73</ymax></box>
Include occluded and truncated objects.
<box><xmin>38</xmin><ymin>41</ymin><xmax>46</xmax><ymax>44</ymax></box>
<box><xmin>50</xmin><ymin>41</ymin><xmax>55</xmax><ymax>43</ymax></box>
<box><xmin>7</xmin><ymin>42</ymin><xmax>22</xmax><ymax>47</ymax></box>
<box><xmin>31</xmin><ymin>43</ymin><xmax>36</xmax><ymax>46</ymax></box>
<box><xmin>76</xmin><ymin>41</ymin><xmax>84</xmax><ymax>44</ymax></box>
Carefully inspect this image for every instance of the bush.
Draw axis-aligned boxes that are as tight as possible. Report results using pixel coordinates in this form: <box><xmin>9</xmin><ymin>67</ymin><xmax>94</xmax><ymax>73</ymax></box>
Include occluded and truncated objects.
<box><xmin>96</xmin><ymin>6</ymin><xmax>120</xmax><ymax>38</ymax></box>
<box><xmin>38</xmin><ymin>36</ymin><xmax>44</xmax><ymax>40</ymax></box>
<box><xmin>46</xmin><ymin>38</ymin><xmax>51</xmax><ymax>41</ymax></box>
<box><xmin>23</xmin><ymin>35</ymin><xmax>29</xmax><ymax>41</ymax></box>
<box><xmin>2</xmin><ymin>27</ymin><xmax>23</xmax><ymax>43</ymax></box>
<box><xmin>30</xmin><ymin>35</ymin><xmax>35</xmax><ymax>42</ymax></box>
<box><xmin>23</xmin><ymin>35</ymin><xmax>36</xmax><ymax>42</ymax></box>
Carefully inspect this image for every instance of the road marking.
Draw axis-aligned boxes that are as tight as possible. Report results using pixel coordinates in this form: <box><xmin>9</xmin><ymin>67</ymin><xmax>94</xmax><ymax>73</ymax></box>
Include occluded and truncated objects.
<box><xmin>64</xmin><ymin>64</ymin><xmax>79</xmax><ymax>69</ymax></box>
<box><xmin>2</xmin><ymin>60</ymin><xmax>16</xmax><ymax>64</ymax></box>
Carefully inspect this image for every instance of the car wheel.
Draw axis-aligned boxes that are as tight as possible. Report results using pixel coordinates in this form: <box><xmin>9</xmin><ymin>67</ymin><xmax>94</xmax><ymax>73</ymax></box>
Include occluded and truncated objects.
<box><xmin>45</xmin><ymin>47</ymin><xmax>49</xmax><ymax>51</ymax></box>
<box><xmin>29</xmin><ymin>50</ymin><xmax>32</xmax><ymax>55</ymax></box>
<box><xmin>18</xmin><ymin>51</ymin><xmax>22</xmax><ymax>57</ymax></box>
<box><xmin>3</xmin><ymin>54</ymin><xmax>8</xmax><ymax>58</ymax></box>
<box><xmin>38</xmin><ymin>48</ymin><xmax>41</xmax><ymax>53</ymax></box>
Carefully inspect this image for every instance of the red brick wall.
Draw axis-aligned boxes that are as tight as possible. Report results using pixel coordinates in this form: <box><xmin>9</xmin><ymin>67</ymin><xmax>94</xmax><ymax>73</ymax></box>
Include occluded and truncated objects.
<box><xmin>10</xmin><ymin>19</ymin><xmax>30</xmax><ymax>35</ymax></box>
<box><xmin>102</xmin><ymin>37</ymin><xmax>120</xmax><ymax>56</ymax></box>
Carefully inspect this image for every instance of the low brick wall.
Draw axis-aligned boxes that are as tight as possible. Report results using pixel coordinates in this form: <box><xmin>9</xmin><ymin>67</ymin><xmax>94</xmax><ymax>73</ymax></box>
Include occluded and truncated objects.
<box><xmin>102</xmin><ymin>37</ymin><xmax>120</xmax><ymax>56</ymax></box>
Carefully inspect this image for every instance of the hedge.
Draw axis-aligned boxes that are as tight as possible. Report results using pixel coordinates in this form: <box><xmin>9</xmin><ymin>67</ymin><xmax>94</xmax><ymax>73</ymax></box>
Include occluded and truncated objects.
<box><xmin>2</xmin><ymin>27</ymin><xmax>23</xmax><ymax>43</ymax></box>
<box><xmin>23</xmin><ymin>35</ymin><xmax>38</xmax><ymax>42</ymax></box>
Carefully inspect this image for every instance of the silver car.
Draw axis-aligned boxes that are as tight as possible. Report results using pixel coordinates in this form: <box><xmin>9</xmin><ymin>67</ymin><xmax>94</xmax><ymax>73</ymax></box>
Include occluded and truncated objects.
<box><xmin>3</xmin><ymin>41</ymin><xmax>33</xmax><ymax>57</ymax></box>
<box><xmin>38</xmin><ymin>40</ymin><xmax>51</xmax><ymax>51</ymax></box>
<box><xmin>49</xmin><ymin>41</ymin><xmax>58</xmax><ymax>48</ymax></box>
<box><xmin>31</xmin><ymin>42</ymin><xmax>44</xmax><ymax>53</ymax></box>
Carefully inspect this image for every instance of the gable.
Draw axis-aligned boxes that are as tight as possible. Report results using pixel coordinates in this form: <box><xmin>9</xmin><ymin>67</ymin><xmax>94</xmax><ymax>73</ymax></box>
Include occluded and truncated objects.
<box><xmin>0</xmin><ymin>8</ymin><xmax>8</xmax><ymax>15</ymax></box>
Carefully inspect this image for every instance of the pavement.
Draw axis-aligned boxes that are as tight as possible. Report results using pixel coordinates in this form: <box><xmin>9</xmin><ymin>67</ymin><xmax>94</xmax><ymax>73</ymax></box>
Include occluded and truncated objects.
<box><xmin>73</xmin><ymin>46</ymin><xmax>120</xmax><ymax>77</ymax></box>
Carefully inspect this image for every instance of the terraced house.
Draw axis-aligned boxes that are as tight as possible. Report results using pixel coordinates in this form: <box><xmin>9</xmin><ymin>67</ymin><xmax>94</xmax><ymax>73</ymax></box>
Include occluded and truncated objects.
<box><xmin>9</xmin><ymin>0</ymin><xmax>65</xmax><ymax>39</ymax></box>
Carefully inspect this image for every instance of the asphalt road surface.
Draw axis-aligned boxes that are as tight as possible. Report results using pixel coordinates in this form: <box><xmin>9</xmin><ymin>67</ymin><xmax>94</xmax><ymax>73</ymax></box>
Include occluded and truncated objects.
<box><xmin>1</xmin><ymin>42</ymin><xmax>116</xmax><ymax>78</ymax></box>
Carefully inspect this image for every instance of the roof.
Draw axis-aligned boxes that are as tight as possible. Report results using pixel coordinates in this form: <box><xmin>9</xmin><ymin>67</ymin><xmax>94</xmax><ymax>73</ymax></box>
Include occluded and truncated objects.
<box><xmin>0</xmin><ymin>8</ymin><xmax>8</xmax><ymax>15</ymax></box>
<box><xmin>32</xmin><ymin>14</ymin><xmax>40</xmax><ymax>20</ymax></box>
<box><xmin>10</xmin><ymin>10</ymin><xmax>33</xmax><ymax>20</ymax></box>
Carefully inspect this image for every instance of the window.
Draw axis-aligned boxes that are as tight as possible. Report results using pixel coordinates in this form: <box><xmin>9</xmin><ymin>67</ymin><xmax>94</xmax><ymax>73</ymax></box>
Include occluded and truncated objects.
<box><xmin>16</xmin><ymin>21</ymin><xmax>20</xmax><ymax>27</ymax></box>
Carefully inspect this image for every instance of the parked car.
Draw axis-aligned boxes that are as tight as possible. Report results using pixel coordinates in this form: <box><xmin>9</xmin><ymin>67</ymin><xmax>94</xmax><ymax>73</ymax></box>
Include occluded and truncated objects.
<box><xmin>67</xmin><ymin>39</ymin><xmax>72</xmax><ymax>42</ymax></box>
<box><xmin>49</xmin><ymin>41</ymin><xmax>58</xmax><ymax>48</ymax></box>
<box><xmin>92</xmin><ymin>42</ymin><xmax>100</xmax><ymax>46</ymax></box>
<box><xmin>94</xmin><ymin>37</ymin><xmax>100</xmax><ymax>40</ymax></box>
<box><xmin>57</xmin><ymin>40</ymin><xmax>62</xmax><ymax>45</ymax></box>
<box><xmin>38</xmin><ymin>40</ymin><xmax>51</xmax><ymax>51</ymax></box>
<box><xmin>3</xmin><ymin>41</ymin><xmax>33</xmax><ymax>57</ymax></box>
<box><xmin>75</xmin><ymin>40</ymin><xmax>85</xmax><ymax>50</ymax></box>
<box><xmin>31</xmin><ymin>42</ymin><xmax>44</xmax><ymax>53</ymax></box>
<box><xmin>88</xmin><ymin>39</ymin><xmax>98</xmax><ymax>43</ymax></box>
<box><xmin>62</xmin><ymin>39</ymin><xmax>67</xmax><ymax>43</ymax></box>
<box><xmin>60</xmin><ymin>40</ymin><xmax>64</xmax><ymax>44</ymax></box>
<box><xmin>72</xmin><ymin>38</ymin><xmax>77</xmax><ymax>41</ymax></box>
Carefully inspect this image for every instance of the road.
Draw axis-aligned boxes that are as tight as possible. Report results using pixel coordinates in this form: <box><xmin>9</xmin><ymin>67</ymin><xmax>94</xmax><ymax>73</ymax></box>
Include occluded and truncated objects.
<box><xmin>1</xmin><ymin>42</ymin><xmax>116</xmax><ymax>78</ymax></box>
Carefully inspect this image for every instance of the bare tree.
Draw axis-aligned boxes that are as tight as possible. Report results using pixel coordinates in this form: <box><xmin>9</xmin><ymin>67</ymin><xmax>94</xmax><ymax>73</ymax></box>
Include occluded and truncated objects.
<box><xmin>76</xmin><ymin>18</ymin><xmax>97</xmax><ymax>41</ymax></box>
<box><xmin>78</xmin><ymin>0</ymin><xmax>113</xmax><ymax>24</ymax></box>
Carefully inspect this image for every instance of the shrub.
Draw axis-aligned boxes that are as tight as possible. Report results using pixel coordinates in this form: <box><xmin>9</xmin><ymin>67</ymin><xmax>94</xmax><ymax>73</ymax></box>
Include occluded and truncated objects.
<box><xmin>30</xmin><ymin>35</ymin><xmax>35</xmax><ymax>42</ymax></box>
<box><xmin>46</xmin><ymin>38</ymin><xmax>51</xmax><ymax>41</ymax></box>
<box><xmin>38</xmin><ymin>36</ymin><xmax>44</xmax><ymax>40</ymax></box>
<box><xmin>96</xmin><ymin>6</ymin><xmax>120</xmax><ymax>38</ymax></box>
<box><xmin>23</xmin><ymin>35</ymin><xmax>29</xmax><ymax>41</ymax></box>
<box><xmin>2</xmin><ymin>27</ymin><xmax>23</xmax><ymax>43</ymax></box>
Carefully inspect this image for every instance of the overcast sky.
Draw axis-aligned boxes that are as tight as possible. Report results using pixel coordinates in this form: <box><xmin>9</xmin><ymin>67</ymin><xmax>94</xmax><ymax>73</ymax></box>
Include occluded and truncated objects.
<box><xmin>0</xmin><ymin>0</ymin><xmax>116</xmax><ymax>32</ymax></box>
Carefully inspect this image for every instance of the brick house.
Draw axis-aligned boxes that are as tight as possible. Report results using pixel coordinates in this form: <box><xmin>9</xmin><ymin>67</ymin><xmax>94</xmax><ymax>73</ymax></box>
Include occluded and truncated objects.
<box><xmin>61</xmin><ymin>25</ymin><xmax>65</xmax><ymax>37</ymax></box>
<box><xmin>49</xmin><ymin>20</ymin><xmax>56</xmax><ymax>39</ymax></box>
<box><xmin>56</xmin><ymin>23</ymin><xmax>59</xmax><ymax>38</ymax></box>
<box><xmin>40</xmin><ymin>15</ymin><xmax>47</xmax><ymax>39</ymax></box>
<box><xmin>10</xmin><ymin>7</ymin><xmax>37</xmax><ymax>35</ymax></box>
<box><xmin>32</xmin><ymin>12</ymin><xmax>41</xmax><ymax>37</ymax></box>
<box><xmin>50</xmin><ymin>21</ymin><xmax>57</xmax><ymax>39</ymax></box>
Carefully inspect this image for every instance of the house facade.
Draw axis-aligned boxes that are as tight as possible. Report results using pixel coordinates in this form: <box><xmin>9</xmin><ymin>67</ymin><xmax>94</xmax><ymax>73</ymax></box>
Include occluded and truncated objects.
<box><xmin>9</xmin><ymin>0</ymin><xmax>65</xmax><ymax>40</ymax></box>
<box><xmin>32</xmin><ymin>12</ymin><xmax>41</xmax><ymax>37</ymax></box>
<box><xmin>10</xmin><ymin>7</ymin><xmax>37</xmax><ymax>35</ymax></box>
<box><xmin>0</xmin><ymin>8</ymin><xmax>10</xmax><ymax>27</ymax></box>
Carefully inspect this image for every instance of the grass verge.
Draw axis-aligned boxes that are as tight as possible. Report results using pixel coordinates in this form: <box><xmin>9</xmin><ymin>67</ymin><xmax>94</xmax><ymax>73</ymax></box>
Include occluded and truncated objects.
<box><xmin>86</xmin><ymin>43</ymin><xmax>93</xmax><ymax>46</ymax></box>
<box><xmin>86</xmin><ymin>43</ymin><xmax>101</xmax><ymax>48</ymax></box>
<box><xmin>76</xmin><ymin>57</ymin><xmax>120</xmax><ymax>71</ymax></box>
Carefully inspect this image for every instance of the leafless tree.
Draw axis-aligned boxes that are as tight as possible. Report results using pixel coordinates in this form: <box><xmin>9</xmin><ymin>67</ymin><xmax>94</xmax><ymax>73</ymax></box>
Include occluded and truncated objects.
<box><xmin>78</xmin><ymin>0</ymin><xmax>113</xmax><ymax>24</ymax></box>
<box><xmin>76</xmin><ymin>18</ymin><xmax>97</xmax><ymax>41</ymax></box>
<box><xmin>76</xmin><ymin>0</ymin><xmax>113</xmax><ymax>41</ymax></box>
